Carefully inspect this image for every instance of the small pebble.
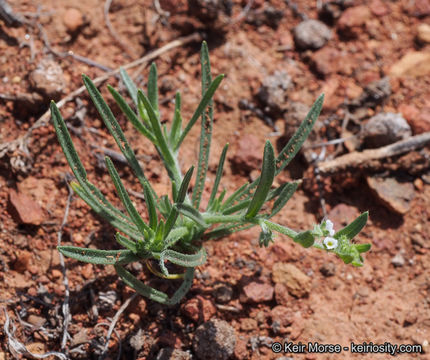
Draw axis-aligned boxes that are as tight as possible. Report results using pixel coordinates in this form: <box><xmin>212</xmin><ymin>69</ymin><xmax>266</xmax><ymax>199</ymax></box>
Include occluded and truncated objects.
<box><xmin>417</xmin><ymin>23</ymin><xmax>430</xmax><ymax>43</ymax></box>
<box><xmin>293</xmin><ymin>19</ymin><xmax>332</xmax><ymax>50</ymax></box>
<box><xmin>391</xmin><ymin>253</ymin><xmax>405</xmax><ymax>267</ymax></box>
<box><xmin>193</xmin><ymin>319</ymin><xmax>236</xmax><ymax>360</ymax></box>
<box><xmin>63</xmin><ymin>8</ymin><xmax>84</xmax><ymax>33</ymax></box>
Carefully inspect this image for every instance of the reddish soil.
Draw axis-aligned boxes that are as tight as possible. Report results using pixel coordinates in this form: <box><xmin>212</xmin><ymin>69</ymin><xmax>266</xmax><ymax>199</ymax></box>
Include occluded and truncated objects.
<box><xmin>1</xmin><ymin>0</ymin><xmax>430</xmax><ymax>359</ymax></box>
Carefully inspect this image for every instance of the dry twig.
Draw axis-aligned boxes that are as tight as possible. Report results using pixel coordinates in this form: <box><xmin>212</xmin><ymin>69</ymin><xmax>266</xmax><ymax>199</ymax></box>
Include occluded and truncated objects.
<box><xmin>0</xmin><ymin>32</ymin><xmax>202</xmax><ymax>172</ymax></box>
<box><xmin>317</xmin><ymin>132</ymin><xmax>430</xmax><ymax>174</ymax></box>
<box><xmin>99</xmin><ymin>293</ymin><xmax>138</xmax><ymax>359</ymax></box>
<box><xmin>58</xmin><ymin>181</ymin><xmax>74</xmax><ymax>351</ymax></box>
<box><xmin>2</xmin><ymin>308</ymin><xmax>67</xmax><ymax>359</ymax></box>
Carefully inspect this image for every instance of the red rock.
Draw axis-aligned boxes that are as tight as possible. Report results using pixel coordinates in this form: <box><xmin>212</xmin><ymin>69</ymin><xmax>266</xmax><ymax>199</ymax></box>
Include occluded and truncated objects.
<box><xmin>81</xmin><ymin>263</ymin><xmax>93</xmax><ymax>279</ymax></box>
<box><xmin>240</xmin><ymin>318</ymin><xmax>258</xmax><ymax>331</ymax></box>
<box><xmin>311</xmin><ymin>47</ymin><xmax>341</xmax><ymax>76</ymax></box>
<box><xmin>63</xmin><ymin>8</ymin><xmax>84</xmax><ymax>32</ymax></box>
<box><xmin>12</xmin><ymin>250</ymin><xmax>32</xmax><ymax>272</ymax></box>
<box><xmin>270</xmin><ymin>305</ymin><xmax>294</xmax><ymax>328</ymax></box>
<box><xmin>408</xmin><ymin>108</ymin><xmax>430</xmax><ymax>134</ymax></box>
<box><xmin>231</xmin><ymin>134</ymin><xmax>262</xmax><ymax>172</ymax></box>
<box><xmin>337</xmin><ymin>6</ymin><xmax>371</xmax><ymax>36</ymax></box>
<box><xmin>370</xmin><ymin>0</ymin><xmax>390</xmax><ymax>16</ymax></box>
<box><xmin>408</xmin><ymin>0</ymin><xmax>430</xmax><ymax>16</ymax></box>
<box><xmin>51</xmin><ymin>269</ymin><xmax>62</xmax><ymax>279</ymax></box>
<box><xmin>399</xmin><ymin>104</ymin><xmax>420</xmax><ymax>123</ymax></box>
<box><xmin>182</xmin><ymin>295</ymin><xmax>216</xmax><ymax>323</ymax></box>
<box><xmin>417</xmin><ymin>23</ymin><xmax>430</xmax><ymax>43</ymax></box>
<box><xmin>367</xmin><ymin>176</ymin><xmax>415</xmax><ymax>214</ymax></box>
<box><xmin>234</xmin><ymin>337</ymin><xmax>249</xmax><ymax>360</ymax></box>
<box><xmin>390</xmin><ymin>51</ymin><xmax>430</xmax><ymax>77</ymax></box>
<box><xmin>272</xmin><ymin>263</ymin><xmax>311</xmax><ymax>298</ymax></box>
<box><xmin>241</xmin><ymin>281</ymin><xmax>274</xmax><ymax>303</ymax></box>
<box><xmin>8</xmin><ymin>189</ymin><xmax>45</xmax><ymax>225</ymax></box>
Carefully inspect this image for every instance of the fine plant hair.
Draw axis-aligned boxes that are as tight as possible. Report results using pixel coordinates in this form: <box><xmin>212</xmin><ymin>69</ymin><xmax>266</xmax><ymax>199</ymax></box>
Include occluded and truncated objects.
<box><xmin>50</xmin><ymin>42</ymin><xmax>370</xmax><ymax>305</ymax></box>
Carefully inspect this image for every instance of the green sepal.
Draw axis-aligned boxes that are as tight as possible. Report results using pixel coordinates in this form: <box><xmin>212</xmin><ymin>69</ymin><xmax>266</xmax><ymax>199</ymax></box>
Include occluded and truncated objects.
<box><xmin>58</xmin><ymin>246</ymin><xmax>140</xmax><ymax>265</ymax></box>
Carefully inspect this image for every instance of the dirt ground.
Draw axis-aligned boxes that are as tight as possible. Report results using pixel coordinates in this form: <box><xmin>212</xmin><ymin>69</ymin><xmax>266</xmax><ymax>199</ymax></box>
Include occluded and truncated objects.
<box><xmin>1</xmin><ymin>0</ymin><xmax>430</xmax><ymax>359</ymax></box>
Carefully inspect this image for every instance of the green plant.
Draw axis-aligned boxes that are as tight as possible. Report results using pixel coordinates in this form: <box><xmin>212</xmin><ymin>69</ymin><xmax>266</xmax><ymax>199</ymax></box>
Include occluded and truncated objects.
<box><xmin>50</xmin><ymin>42</ymin><xmax>370</xmax><ymax>305</ymax></box>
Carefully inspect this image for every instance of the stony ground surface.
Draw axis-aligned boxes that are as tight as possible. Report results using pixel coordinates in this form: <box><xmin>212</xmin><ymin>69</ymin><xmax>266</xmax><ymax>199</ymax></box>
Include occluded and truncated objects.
<box><xmin>1</xmin><ymin>0</ymin><xmax>430</xmax><ymax>359</ymax></box>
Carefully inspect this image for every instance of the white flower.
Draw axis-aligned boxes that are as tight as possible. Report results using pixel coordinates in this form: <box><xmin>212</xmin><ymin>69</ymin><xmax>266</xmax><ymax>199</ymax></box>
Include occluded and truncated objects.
<box><xmin>325</xmin><ymin>220</ymin><xmax>335</xmax><ymax>236</ymax></box>
<box><xmin>323</xmin><ymin>236</ymin><xmax>338</xmax><ymax>250</ymax></box>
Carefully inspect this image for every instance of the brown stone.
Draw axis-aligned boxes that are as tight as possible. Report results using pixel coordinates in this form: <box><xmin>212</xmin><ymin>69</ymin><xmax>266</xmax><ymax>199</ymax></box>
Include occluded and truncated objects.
<box><xmin>389</xmin><ymin>51</ymin><xmax>430</xmax><ymax>77</ymax></box>
<box><xmin>311</xmin><ymin>47</ymin><xmax>341</xmax><ymax>76</ymax></box>
<box><xmin>370</xmin><ymin>0</ymin><xmax>390</xmax><ymax>16</ymax></box>
<box><xmin>241</xmin><ymin>281</ymin><xmax>274</xmax><ymax>303</ymax></box>
<box><xmin>182</xmin><ymin>295</ymin><xmax>216</xmax><ymax>323</ymax></box>
<box><xmin>417</xmin><ymin>23</ymin><xmax>430</xmax><ymax>43</ymax></box>
<box><xmin>8</xmin><ymin>189</ymin><xmax>45</xmax><ymax>225</ymax></box>
<box><xmin>272</xmin><ymin>263</ymin><xmax>311</xmax><ymax>298</ymax></box>
<box><xmin>367</xmin><ymin>176</ymin><xmax>415</xmax><ymax>214</ymax></box>
<box><xmin>337</xmin><ymin>6</ymin><xmax>371</xmax><ymax>36</ymax></box>
<box><xmin>29</xmin><ymin>58</ymin><xmax>66</xmax><ymax>100</ymax></box>
<box><xmin>231</xmin><ymin>134</ymin><xmax>262</xmax><ymax>172</ymax></box>
<box><xmin>63</xmin><ymin>8</ymin><xmax>84</xmax><ymax>32</ymax></box>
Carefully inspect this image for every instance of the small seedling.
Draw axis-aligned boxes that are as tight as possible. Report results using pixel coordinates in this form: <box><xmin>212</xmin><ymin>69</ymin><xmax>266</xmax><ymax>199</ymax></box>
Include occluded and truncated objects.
<box><xmin>50</xmin><ymin>42</ymin><xmax>370</xmax><ymax>305</ymax></box>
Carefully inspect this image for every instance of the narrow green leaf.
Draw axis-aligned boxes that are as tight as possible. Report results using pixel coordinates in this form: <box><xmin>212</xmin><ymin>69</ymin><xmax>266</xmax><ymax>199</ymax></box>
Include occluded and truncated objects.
<box><xmin>276</xmin><ymin>94</ymin><xmax>324</xmax><ymax>175</ymax></box>
<box><xmin>70</xmin><ymin>182</ymin><xmax>142</xmax><ymax>241</ymax></box>
<box><xmin>175</xmin><ymin>203</ymin><xmax>207</xmax><ymax>227</ymax></box>
<box><xmin>105</xmin><ymin>156</ymin><xmax>152</xmax><ymax>235</ymax></box>
<box><xmin>120</xmin><ymin>67</ymin><xmax>138</xmax><ymax>106</ymax></box>
<box><xmin>334</xmin><ymin>211</ymin><xmax>368</xmax><ymax>240</ymax></box>
<box><xmin>293</xmin><ymin>230</ymin><xmax>315</xmax><ymax>248</ymax></box>
<box><xmin>115</xmin><ymin>233</ymin><xmax>138</xmax><ymax>253</ymax></box>
<box><xmin>82</xmin><ymin>75</ymin><xmax>158</xmax><ymax>204</ymax></box>
<box><xmin>174</xmin><ymin>74</ymin><xmax>224</xmax><ymax>151</ymax></box>
<box><xmin>159</xmin><ymin>247</ymin><xmax>206</xmax><ymax>276</ymax></box>
<box><xmin>164</xmin><ymin>166</ymin><xmax>195</xmax><ymax>238</ymax></box>
<box><xmin>270</xmin><ymin>182</ymin><xmax>299</xmax><ymax>217</ymax></box>
<box><xmin>148</xmin><ymin>63</ymin><xmax>159</xmax><ymax>114</ymax></box>
<box><xmin>108</xmin><ymin>85</ymin><xmax>156</xmax><ymax>143</ymax></box>
<box><xmin>137</xmin><ymin>90</ymin><xmax>176</xmax><ymax>174</ymax></box>
<box><xmin>164</xmin><ymin>226</ymin><xmax>188</xmax><ymax>248</ymax></box>
<box><xmin>355</xmin><ymin>243</ymin><xmax>371</xmax><ymax>253</ymax></box>
<box><xmin>262</xmin><ymin>219</ymin><xmax>298</xmax><ymax>239</ymax></box>
<box><xmin>204</xmin><ymin>223</ymin><xmax>254</xmax><ymax>240</ymax></box>
<box><xmin>246</xmin><ymin>141</ymin><xmax>275</xmax><ymax>218</ymax></box>
<box><xmin>223</xmin><ymin>199</ymin><xmax>251</xmax><ymax>215</ymax></box>
<box><xmin>208</xmin><ymin>143</ymin><xmax>229</xmax><ymax>210</ymax></box>
<box><xmin>192</xmin><ymin>41</ymin><xmax>214</xmax><ymax>209</ymax></box>
<box><xmin>143</xmin><ymin>184</ymin><xmax>157</xmax><ymax>230</ymax></box>
<box><xmin>58</xmin><ymin>246</ymin><xmax>139</xmax><ymax>265</ymax></box>
<box><xmin>169</xmin><ymin>93</ymin><xmax>182</xmax><ymax>147</ymax></box>
<box><xmin>115</xmin><ymin>265</ymin><xmax>194</xmax><ymax>305</ymax></box>
<box><xmin>50</xmin><ymin>101</ymin><xmax>87</xmax><ymax>181</ymax></box>
<box><xmin>177</xmin><ymin>166</ymin><xmax>194</xmax><ymax>203</ymax></box>
<box><xmin>220</xmin><ymin>182</ymin><xmax>249</xmax><ymax>211</ymax></box>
